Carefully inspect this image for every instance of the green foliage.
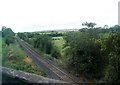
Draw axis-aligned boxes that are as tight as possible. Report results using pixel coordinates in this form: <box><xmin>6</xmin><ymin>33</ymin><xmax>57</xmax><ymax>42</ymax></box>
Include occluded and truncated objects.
<box><xmin>2</xmin><ymin>26</ymin><xmax>15</xmax><ymax>45</ymax></box>
<box><xmin>102</xmin><ymin>33</ymin><xmax>120</xmax><ymax>82</ymax></box>
<box><xmin>51</xmin><ymin>46</ymin><xmax>61</xmax><ymax>59</ymax></box>
<box><xmin>82</xmin><ymin>22</ymin><xmax>96</xmax><ymax>28</ymax></box>
<box><xmin>64</xmin><ymin>31</ymin><xmax>105</xmax><ymax>79</ymax></box>
<box><xmin>52</xmin><ymin>37</ymin><xmax>65</xmax><ymax>58</ymax></box>
<box><xmin>2</xmin><ymin>39</ymin><xmax>47</xmax><ymax>77</ymax></box>
<box><xmin>34</xmin><ymin>34</ymin><xmax>52</xmax><ymax>54</ymax></box>
<box><xmin>18</xmin><ymin>32</ymin><xmax>61</xmax><ymax>59</ymax></box>
<box><xmin>104</xmin><ymin>53</ymin><xmax>119</xmax><ymax>82</ymax></box>
<box><xmin>5</xmin><ymin>35</ymin><xmax>15</xmax><ymax>46</ymax></box>
<box><xmin>5</xmin><ymin>61</ymin><xmax>47</xmax><ymax>76</ymax></box>
<box><xmin>2</xmin><ymin>26</ymin><xmax>15</xmax><ymax>37</ymax></box>
<box><xmin>63</xmin><ymin>25</ymin><xmax>120</xmax><ymax>82</ymax></box>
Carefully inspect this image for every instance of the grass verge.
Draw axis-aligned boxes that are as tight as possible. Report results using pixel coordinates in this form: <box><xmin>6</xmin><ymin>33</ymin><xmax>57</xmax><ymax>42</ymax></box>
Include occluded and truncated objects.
<box><xmin>2</xmin><ymin>39</ymin><xmax>47</xmax><ymax>77</ymax></box>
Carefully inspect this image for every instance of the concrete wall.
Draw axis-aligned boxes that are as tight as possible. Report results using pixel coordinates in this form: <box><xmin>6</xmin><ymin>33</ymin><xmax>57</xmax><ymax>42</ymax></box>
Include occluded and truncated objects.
<box><xmin>1</xmin><ymin>66</ymin><xmax>69</xmax><ymax>84</ymax></box>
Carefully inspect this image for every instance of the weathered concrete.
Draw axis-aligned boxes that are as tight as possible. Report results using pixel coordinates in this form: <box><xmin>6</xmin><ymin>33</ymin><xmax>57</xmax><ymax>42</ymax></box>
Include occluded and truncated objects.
<box><xmin>1</xmin><ymin>66</ymin><xmax>69</xmax><ymax>84</ymax></box>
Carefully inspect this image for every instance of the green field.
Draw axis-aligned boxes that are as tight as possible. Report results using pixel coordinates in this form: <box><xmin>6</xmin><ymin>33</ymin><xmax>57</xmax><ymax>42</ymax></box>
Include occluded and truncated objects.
<box><xmin>52</xmin><ymin>37</ymin><xmax>65</xmax><ymax>53</ymax></box>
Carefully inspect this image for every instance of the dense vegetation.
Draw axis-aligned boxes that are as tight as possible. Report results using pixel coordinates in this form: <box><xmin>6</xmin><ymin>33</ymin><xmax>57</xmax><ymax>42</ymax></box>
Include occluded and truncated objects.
<box><xmin>63</xmin><ymin>23</ymin><xmax>120</xmax><ymax>82</ymax></box>
<box><xmin>2</xmin><ymin>26</ymin><xmax>47</xmax><ymax>77</ymax></box>
<box><xmin>18</xmin><ymin>31</ymin><xmax>62</xmax><ymax>59</ymax></box>
<box><xmin>2</xmin><ymin>26</ymin><xmax>15</xmax><ymax>46</ymax></box>
<box><xmin>17</xmin><ymin>23</ymin><xmax>120</xmax><ymax>83</ymax></box>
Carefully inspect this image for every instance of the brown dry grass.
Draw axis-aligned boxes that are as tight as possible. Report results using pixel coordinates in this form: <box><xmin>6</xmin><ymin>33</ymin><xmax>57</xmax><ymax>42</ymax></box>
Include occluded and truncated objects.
<box><xmin>23</xmin><ymin>57</ymin><xmax>32</xmax><ymax>63</ymax></box>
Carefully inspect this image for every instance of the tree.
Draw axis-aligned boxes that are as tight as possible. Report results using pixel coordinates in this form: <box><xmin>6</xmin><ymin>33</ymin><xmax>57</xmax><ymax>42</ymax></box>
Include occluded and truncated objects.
<box><xmin>82</xmin><ymin>22</ymin><xmax>96</xmax><ymax>29</ymax></box>
<box><xmin>34</xmin><ymin>34</ymin><xmax>52</xmax><ymax>54</ymax></box>
<box><xmin>51</xmin><ymin>46</ymin><xmax>61</xmax><ymax>59</ymax></box>
<box><xmin>64</xmin><ymin>31</ymin><xmax>105</xmax><ymax>79</ymax></box>
<box><xmin>5</xmin><ymin>35</ymin><xmax>15</xmax><ymax>46</ymax></box>
<box><xmin>2</xmin><ymin>26</ymin><xmax>15</xmax><ymax>45</ymax></box>
<box><xmin>103</xmin><ymin>25</ymin><xmax>109</xmax><ymax>29</ymax></box>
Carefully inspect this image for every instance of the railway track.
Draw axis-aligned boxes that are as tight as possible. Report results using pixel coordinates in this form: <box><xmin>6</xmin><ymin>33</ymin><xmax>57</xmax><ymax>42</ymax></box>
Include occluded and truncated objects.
<box><xmin>16</xmin><ymin>37</ymin><xmax>84</xmax><ymax>85</ymax></box>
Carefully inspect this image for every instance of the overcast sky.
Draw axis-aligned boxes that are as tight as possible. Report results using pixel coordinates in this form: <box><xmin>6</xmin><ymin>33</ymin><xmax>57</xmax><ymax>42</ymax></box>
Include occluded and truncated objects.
<box><xmin>0</xmin><ymin>0</ymin><xmax>119</xmax><ymax>32</ymax></box>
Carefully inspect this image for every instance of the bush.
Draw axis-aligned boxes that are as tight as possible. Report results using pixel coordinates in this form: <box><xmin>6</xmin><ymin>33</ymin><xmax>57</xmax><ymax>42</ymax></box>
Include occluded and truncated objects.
<box><xmin>51</xmin><ymin>47</ymin><xmax>61</xmax><ymax>59</ymax></box>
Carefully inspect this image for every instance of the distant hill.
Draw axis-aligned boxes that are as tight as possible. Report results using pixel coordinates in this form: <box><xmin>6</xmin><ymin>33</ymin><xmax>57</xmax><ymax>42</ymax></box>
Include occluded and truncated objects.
<box><xmin>34</xmin><ymin>29</ymin><xmax>79</xmax><ymax>33</ymax></box>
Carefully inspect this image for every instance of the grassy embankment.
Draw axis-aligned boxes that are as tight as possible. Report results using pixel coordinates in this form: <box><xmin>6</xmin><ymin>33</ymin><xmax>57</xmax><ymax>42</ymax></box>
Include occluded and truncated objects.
<box><xmin>2</xmin><ymin>38</ymin><xmax>47</xmax><ymax>77</ymax></box>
